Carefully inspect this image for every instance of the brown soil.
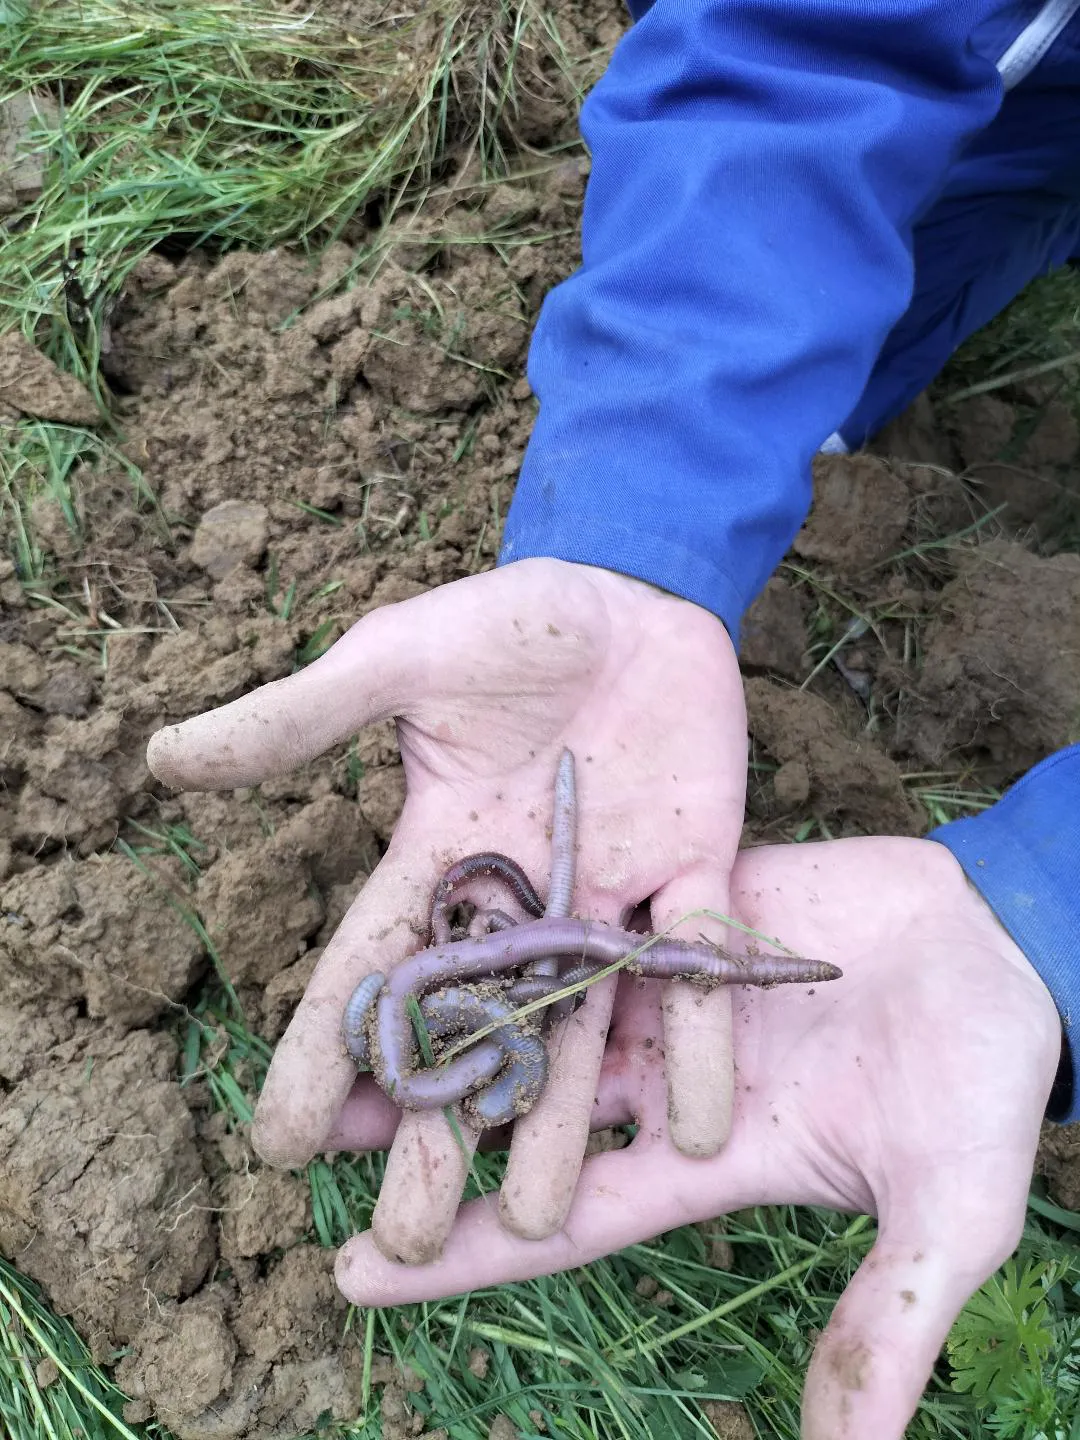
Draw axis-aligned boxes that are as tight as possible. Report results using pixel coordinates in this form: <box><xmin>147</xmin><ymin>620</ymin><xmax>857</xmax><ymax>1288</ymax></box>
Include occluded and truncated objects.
<box><xmin>3</xmin><ymin>1</ymin><xmax>1080</xmax><ymax>1433</ymax></box>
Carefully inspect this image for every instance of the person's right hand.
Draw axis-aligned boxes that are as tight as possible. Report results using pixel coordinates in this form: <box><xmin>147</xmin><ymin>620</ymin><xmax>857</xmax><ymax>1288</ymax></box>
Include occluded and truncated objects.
<box><xmin>331</xmin><ymin>835</ymin><xmax>1064</xmax><ymax>1440</ymax></box>
<box><xmin>146</xmin><ymin>556</ymin><xmax>749</xmax><ymax>1262</ymax></box>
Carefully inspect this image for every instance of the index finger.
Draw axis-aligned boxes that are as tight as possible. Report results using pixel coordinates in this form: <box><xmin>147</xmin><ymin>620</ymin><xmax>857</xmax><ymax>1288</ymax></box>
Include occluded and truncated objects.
<box><xmin>251</xmin><ymin>844</ymin><xmax>427</xmax><ymax>1168</ymax></box>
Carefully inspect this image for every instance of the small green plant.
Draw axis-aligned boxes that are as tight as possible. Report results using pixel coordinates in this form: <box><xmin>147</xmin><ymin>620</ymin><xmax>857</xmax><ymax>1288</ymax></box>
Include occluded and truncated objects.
<box><xmin>949</xmin><ymin>1259</ymin><xmax>1058</xmax><ymax>1404</ymax></box>
<box><xmin>947</xmin><ymin>1257</ymin><xmax>1080</xmax><ymax>1438</ymax></box>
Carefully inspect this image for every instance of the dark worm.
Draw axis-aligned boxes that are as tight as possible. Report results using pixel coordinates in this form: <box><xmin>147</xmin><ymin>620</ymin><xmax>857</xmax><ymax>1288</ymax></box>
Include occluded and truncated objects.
<box><xmin>430</xmin><ymin>853</ymin><xmax>544</xmax><ymax>945</ymax></box>
<box><xmin>506</xmin><ymin>961</ymin><xmax>596</xmax><ymax>1020</ymax></box>
<box><xmin>468</xmin><ymin>908</ymin><xmax>518</xmax><ymax>938</ymax></box>
<box><xmin>547</xmin><ymin>962</ymin><xmax>601</xmax><ymax>1026</ymax></box>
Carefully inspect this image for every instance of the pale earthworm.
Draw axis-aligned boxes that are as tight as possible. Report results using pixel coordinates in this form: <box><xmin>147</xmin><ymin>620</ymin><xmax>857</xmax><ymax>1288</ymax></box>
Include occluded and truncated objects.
<box><xmin>369</xmin><ymin>919</ymin><xmax>840</xmax><ymax>1103</ymax></box>
<box><xmin>342</xmin><ymin>971</ymin><xmax>384</xmax><ymax>1068</ymax></box>
<box><xmin>343</xmin><ymin>746</ymin><xmax>842</xmax><ymax>1124</ymax></box>
<box><xmin>527</xmin><ymin>747</ymin><xmax>576</xmax><ymax>981</ymax></box>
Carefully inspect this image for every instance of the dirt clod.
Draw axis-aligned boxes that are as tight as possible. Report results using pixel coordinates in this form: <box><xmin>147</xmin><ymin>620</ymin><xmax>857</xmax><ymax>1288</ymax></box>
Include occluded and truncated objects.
<box><xmin>911</xmin><ymin>541</ymin><xmax>1080</xmax><ymax>771</ymax></box>
<box><xmin>740</xmin><ymin>578</ymin><xmax>810</xmax><ymax>678</ymax></box>
<box><xmin>0</xmin><ymin>1027</ymin><xmax>214</xmax><ymax>1359</ymax></box>
<box><xmin>189</xmin><ymin>500</ymin><xmax>270</xmax><ymax>580</ymax></box>
<box><xmin>1</xmin><ymin>853</ymin><xmax>205</xmax><ymax>1026</ymax></box>
<box><xmin>196</xmin><ymin>841</ymin><xmax>324</xmax><ymax>986</ymax></box>
<box><xmin>0</xmin><ymin>331</ymin><xmax>100</xmax><ymax>424</ymax></box>
<box><xmin>746</xmin><ymin>679</ymin><xmax>921</xmax><ymax>834</ymax></box>
<box><xmin>218</xmin><ymin>1167</ymin><xmax>312</xmax><ymax>1261</ymax></box>
<box><xmin>795</xmin><ymin>454</ymin><xmax>911</xmax><ymax>573</ymax></box>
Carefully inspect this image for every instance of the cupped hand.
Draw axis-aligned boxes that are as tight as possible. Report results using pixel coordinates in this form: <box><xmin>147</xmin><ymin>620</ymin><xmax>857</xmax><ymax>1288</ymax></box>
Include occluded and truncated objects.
<box><xmin>330</xmin><ymin>836</ymin><xmax>1063</xmax><ymax>1440</ymax></box>
<box><xmin>146</xmin><ymin>557</ymin><xmax>748</xmax><ymax>1259</ymax></box>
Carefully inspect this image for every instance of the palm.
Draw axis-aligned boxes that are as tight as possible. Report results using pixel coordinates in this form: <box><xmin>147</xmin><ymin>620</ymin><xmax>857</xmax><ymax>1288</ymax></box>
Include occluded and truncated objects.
<box><xmin>148</xmin><ymin>557</ymin><xmax>748</xmax><ymax>1253</ymax></box>
<box><xmin>332</xmin><ymin>836</ymin><xmax>1062</xmax><ymax>1440</ymax></box>
<box><xmin>381</xmin><ymin>558</ymin><xmax>745</xmax><ymax>919</ymax></box>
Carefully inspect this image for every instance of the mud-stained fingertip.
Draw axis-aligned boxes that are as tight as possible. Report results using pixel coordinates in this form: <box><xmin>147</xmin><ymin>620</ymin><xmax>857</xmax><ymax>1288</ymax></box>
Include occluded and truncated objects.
<box><xmin>250</xmin><ymin>1109</ymin><xmax>319</xmax><ymax>1171</ymax></box>
<box><xmin>334</xmin><ymin>1235</ymin><xmax>456</xmax><ymax>1308</ymax></box>
<box><xmin>145</xmin><ymin>724</ymin><xmax>187</xmax><ymax>789</ymax></box>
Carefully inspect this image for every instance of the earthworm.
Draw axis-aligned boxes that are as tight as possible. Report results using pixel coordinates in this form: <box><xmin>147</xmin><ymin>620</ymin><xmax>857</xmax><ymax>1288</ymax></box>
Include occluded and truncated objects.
<box><xmin>343</xmin><ymin>752</ymin><xmax>579</xmax><ymax>1078</ymax></box>
<box><xmin>430</xmin><ymin>853</ymin><xmax>545</xmax><ymax>945</ymax></box>
<box><xmin>467</xmin><ymin>908</ymin><xmax>518</xmax><ymax>938</ymax></box>
<box><xmin>342</xmin><ymin>971</ymin><xmax>384</xmax><ymax>1068</ymax></box>
<box><xmin>418</xmin><ymin>987</ymin><xmax>548</xmax><ymax>1125</ymax></box>
<box><xmin>528</xmin><ymin>748</ymin><xmax>577</xmax><ymax>981</ymax></box>
<box><xmin>373</xmin><ymin>919</ymin><xmax>841</xmax><ymax>1101</ymax></box>
<box><xmin>380</xmin><ymin>1029</ymin><xmax>506</xmax><ymax>1109</ymax></box>
<box><xmin>344</xmin><ymin>746</ymin><xmax>843</xmax><ymax>1124</ymax></box>
<box><xmin>342</xmin><ymin>971</ymin><xmax>507</xmax><ymax>1104</ymax></box>
<box><xmin>506</xmin><ymin>961</ymin><xmax>596</xmax><ymax>1017</ymax></box>
<box><xmin>546</xmin><ymin>962</ymin><xmax>601</xmax><ymax>1026</ymax></box>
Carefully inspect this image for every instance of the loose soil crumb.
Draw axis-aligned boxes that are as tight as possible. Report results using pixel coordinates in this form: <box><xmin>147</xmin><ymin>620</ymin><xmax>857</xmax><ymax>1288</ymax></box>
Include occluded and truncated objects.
<box><xmin>703</xmin><ymin>1400</ymin><xmax>756</xmax><ymax>1440</ymax></box>
<box><xmin>0</xmin><ymin>330</ymin><xmax>99</xmax><ymax>424</ymax></box>
<box><xmin>488</xmin><ymin>1417</ymin><xmax>519</xmax><ymax>1440</ymax></box>
<box><xmin>745</xmin><ymin>678</ymin><xmax>922</xmax><ymax>836</ymax></box>
<box><xmin>1037</xmin><ymin>1122</ymin><xmax>1080</xmax><ymax>1211</ymax></box>
<box><xmin>794</xmin><ymin>454</ymin><xmax>911</xmax><ymax>573</ymax></box>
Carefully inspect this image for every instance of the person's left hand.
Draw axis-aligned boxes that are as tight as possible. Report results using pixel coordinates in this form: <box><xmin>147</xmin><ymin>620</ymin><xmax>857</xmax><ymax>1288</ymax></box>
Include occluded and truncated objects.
<box><xmin>327</xmin><ymin>835</ymin><xmax>1063</xmax><ymax>1440</ymax></box>
<box><xmin>147</xmin><ymin>559</ymin><xmax>748</xmax><ymax>1262</ymax></box>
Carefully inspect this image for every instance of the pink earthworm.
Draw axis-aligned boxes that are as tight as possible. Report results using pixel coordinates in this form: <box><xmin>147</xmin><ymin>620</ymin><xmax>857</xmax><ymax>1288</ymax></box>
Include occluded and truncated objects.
<box><xmin>528</xmin><ymin>747</ymin><xmax>576</xmax><ymax>983</ymax></box>
<box><xmin>343</xmin><ymin>748</ymin><xmax>842</xmax><ymax>1122</ymax></box>
<box><xmin>371</xmin><ymin>919</ymin><xmax>841</xmax><ymax>1101</ymax></box>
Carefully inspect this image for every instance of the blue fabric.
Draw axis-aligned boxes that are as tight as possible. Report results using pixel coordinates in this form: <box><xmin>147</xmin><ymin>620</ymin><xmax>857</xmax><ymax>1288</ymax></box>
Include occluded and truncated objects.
<box><xmin>496</xmin><ymin>1</ymin><xmax>1080</xmax><ymax>1111</ymax></box>
<box><xmin>499</xmin><ymin>0</ymin><xmax>1016</xmax><ymax>635</ymax></box>
<box><xmin>499</xmin><ymin>0</ymin><xmax>1080</xmax><ymax>637</ymax></box>
<box><xmin>839</xmin><ymin>12</ymin><xmax>1080</xmax><ymax>445</ymax></box>
<box><xmin>931</xmin><ymin>747</ymin><xmax>1080</xmax><ymax>1122</ymax></box>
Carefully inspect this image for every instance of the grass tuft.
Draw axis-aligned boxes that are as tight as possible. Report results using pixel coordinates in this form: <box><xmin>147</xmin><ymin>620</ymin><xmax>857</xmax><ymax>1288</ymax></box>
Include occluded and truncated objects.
<box><xmin>1</xmin><ymin>0</ymin><xmax>583</xmax><ymax>377</ymax></box>
<box><xmin>0</xmin><ymin>1260</ymin><xmax>147</xmax><ymax>1440</ymax></box>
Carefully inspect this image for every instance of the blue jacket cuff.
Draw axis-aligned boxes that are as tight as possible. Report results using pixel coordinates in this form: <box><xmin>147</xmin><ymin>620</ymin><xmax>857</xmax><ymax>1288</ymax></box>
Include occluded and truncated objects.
<box><xmin>498</xmin><ymin>512</ymin><xmax>747</xmax><ymax>643</ymax></box>
<box><xmin>929</xmin><ymin>744</ymin><xmax>1080</xmax><ymax>1123</ymax></box>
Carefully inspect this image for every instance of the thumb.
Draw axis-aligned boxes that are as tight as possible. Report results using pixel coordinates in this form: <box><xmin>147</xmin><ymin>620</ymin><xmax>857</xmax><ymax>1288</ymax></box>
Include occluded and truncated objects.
<box><xmin>146</xmin><ymin>604</ymin><xmax>412</xmax><ymax>790</ymax></box>
<box><xmin>802</xmin><ymin>1176</ymin><xmax>1027</xmax><ymax>1439</ymax></box>
<box><xmin>336</xmin><ymin>1129</ymin><xmax>758</xmax><ymax>1306</ymax></box>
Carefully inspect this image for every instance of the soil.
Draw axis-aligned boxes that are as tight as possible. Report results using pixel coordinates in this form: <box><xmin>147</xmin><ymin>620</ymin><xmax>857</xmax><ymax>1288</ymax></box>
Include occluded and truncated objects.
<box><xmin>3</xmin><ymin>0</ymin><xmax>1080</xmax><ymax>1433</ymax></box>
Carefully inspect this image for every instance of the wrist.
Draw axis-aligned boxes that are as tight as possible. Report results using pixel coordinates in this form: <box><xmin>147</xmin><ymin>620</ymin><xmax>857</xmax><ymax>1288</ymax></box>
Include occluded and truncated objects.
<box><xmin>499</xmin><ymin>554</ymin><xmax>738</xmax><ymax>649</ymax></box>
<box><xmin>925</xmin><ymin>839</ymin><xmax>1069</xmax><ymax>1119</ymax></box>
<box><xmin>928</xmin><ymin>745</ymin><xmax>1080</xmax><ymax>1123</ymax></box>
<box><xmin>498</xmin><ymin>507</ymin><xmax>750</xmax><ymax>643</ymax></box>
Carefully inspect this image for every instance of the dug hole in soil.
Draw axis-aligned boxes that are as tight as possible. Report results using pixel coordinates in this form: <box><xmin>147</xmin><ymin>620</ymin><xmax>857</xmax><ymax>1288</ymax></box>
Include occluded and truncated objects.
<box><xmin>4</xmin><ymin>26</ymin><xmax>1080</xmax><ymax>1440</ymax></box>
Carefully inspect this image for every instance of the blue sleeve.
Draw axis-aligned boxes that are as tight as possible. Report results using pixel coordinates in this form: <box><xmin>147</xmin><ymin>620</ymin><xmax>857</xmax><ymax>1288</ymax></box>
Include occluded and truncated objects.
<box><xmin>930</xmin><ymin>745</ymin><xmax>1080</xmax><ymax>1123</ymax></box>
<box><xmin>498</xmin><ymin>0</ymin><xmax>1006</xmax><ymax>637</ymax></box>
